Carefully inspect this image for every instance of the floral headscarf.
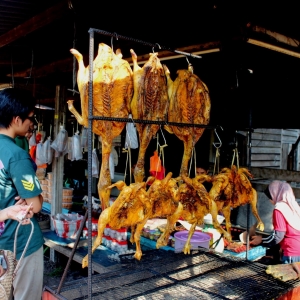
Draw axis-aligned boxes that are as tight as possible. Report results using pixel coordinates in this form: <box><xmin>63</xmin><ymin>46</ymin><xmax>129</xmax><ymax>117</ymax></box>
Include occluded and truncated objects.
<box><xmin>268</xmin><ymin>180</ymin><xmax>300</xmax><ymax>231</ymax></box>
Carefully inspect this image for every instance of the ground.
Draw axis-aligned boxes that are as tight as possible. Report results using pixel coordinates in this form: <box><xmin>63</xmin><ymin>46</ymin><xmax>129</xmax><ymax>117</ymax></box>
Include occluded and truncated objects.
<box><xmin>43</xmin><ymin>251</ymin><xmax>88</xmax><ymax>289</ymax></box>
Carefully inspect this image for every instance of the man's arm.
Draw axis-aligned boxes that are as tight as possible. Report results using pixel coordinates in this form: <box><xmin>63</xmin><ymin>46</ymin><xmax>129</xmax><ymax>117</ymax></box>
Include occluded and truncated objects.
<box><xmin>25</xmin><ymin>194</ymin><xmax>43</xmax><ymax>213</ymax></box>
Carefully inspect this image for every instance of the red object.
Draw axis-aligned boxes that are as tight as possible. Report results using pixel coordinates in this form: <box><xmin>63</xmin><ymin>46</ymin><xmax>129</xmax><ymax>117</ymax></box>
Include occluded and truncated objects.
<box><xmin>150</xmin><ymin>166</ymin><xmax>165</xmax><ymax>180</ymax></box>
<box><xmin>150</xmin><ymin>151</ymin><xmax>161</xmax><ymax>172</ymax></box>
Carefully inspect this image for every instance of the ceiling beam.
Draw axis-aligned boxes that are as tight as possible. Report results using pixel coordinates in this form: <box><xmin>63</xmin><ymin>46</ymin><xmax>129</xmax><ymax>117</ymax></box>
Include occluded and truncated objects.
<box><xmin>0</xmin><ymin>1</ymin><xmax>69</xmax><ymax>49</ymax></box>
<box><xmin>7</xmin><ymin>41</ymin><xmax>222</xmax><ymax>78</ymax></box>
<box><xmin>252</xmin><ymin>26</ymin><xmax>300</xmax><ymax>48</ymax></box>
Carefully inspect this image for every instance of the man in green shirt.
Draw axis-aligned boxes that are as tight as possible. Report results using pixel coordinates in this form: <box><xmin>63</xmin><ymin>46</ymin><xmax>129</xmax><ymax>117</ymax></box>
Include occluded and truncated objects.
<box><xmin>0</xmin><ymin>88</ymin><xmax>44</xmax><ymax>300</ymax></box>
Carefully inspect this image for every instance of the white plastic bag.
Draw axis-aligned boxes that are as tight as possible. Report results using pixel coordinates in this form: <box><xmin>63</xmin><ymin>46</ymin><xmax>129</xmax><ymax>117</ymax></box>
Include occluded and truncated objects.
<box><xmin>28</xmin><ymin>131</ymin><xmax>36</xmax><ymax>147</ymax></box>
<box><xmin>67</xmin><ymin>137</ymin><xmax>73</xmax><ymax>161</ymax></box>
<box><xmin>81</xmin><ymin>127</ymin><xmax>88</xmax><ymax>151</ymax></box>
<box><xmin>51</xmin><ymin>127</ymin><xmax>69</xmax><ymax>157</ymax></box>
<box><xmin>42</xmin><ymin>137</ymin><xmax>54</xmax><ymax>164</ymax></box>
<box><xmin>92</xmin><ymin>149</ymin><xmax>99</xmax><ymax>178</ymax></box>
<box><xmin>36</xmin><ymin>142</ymin><xmax>47</xmax><ymax>166</ymax></box>
<box><xmin>72</xmin><ymin>133</ymin><xmax>83</xmax><ymax>161</ymax></box>
<box><xmin>125</xmin><ymin>114</ymin><xmax>138</xmax><ymax>149</ymax></box>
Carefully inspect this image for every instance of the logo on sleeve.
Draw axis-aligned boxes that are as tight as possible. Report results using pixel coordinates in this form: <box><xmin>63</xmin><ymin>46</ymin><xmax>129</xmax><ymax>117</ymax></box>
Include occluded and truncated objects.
<box><xmin>21</xmin><ymin>180</ymin><xmax>34</xmax><ymax>191</ymax></box>
<box><xmin>0</xmin><ymin>160</ymin><xmax>4</xmax><ymax>170</ymax></box>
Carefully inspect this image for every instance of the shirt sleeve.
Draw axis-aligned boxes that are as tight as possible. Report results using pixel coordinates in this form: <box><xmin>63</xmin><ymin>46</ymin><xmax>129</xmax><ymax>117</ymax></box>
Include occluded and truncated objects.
<box><xmin>10</xmin><ymin>157</ymin><xmax>42</xmax><ymax>199</ymax></box>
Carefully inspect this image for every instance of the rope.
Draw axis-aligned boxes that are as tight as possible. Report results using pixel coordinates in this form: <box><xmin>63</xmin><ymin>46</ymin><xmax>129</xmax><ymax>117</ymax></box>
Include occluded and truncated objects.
<box><xmin>231</xmin><ymin>148</ymin><xmax>239</xmax><ymax>169</ymax></box>
<box><xmin>13</xmin><ymin>220</ymin><xmax>34</xmax><ymax>280</ymax></box>
<box><xmin>213</xmin><ymin>148</ymin><xmax>220</xmax><ymax>175</ymax></box>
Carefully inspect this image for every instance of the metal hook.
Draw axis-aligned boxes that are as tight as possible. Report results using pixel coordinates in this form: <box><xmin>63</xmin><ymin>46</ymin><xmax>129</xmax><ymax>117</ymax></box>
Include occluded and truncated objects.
<box><xmin>213</xmin><ymin>126</ymin><xmax>223</xmax><ymax>149</ymax></box>
<box><xmin>111</xmin><ymin>33</ymin><xmax>118</xmax><ymax>52</ymax></box>
<box><xmin>152</xmin><ymin>43</ymin><xmax>161</xmax><ymax>53</ymax></box>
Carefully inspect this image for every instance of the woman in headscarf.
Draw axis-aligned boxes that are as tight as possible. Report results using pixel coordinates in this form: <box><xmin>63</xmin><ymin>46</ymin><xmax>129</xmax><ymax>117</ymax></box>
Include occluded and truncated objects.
<box><xmin>250</xmin><ymin>180</ymin><xmax>300</xmax><ymax>263</ymax></box>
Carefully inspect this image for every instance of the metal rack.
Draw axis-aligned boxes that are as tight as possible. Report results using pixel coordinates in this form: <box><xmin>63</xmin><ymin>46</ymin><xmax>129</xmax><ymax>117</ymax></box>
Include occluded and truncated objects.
<box><xmin>85</xmin><ymin>28</ymin><xmax>254</xmax><ymax>299</ymax></box>
<box><xmin>50</xmin><ymin>249</ymin><xmax>298</xmax><ymax>300</ymax></box>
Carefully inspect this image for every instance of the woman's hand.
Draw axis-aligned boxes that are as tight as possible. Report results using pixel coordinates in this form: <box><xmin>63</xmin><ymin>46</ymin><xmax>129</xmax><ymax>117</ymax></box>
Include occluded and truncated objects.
<box><xmin>3</xmin><ymin>203</ymin><xmax>33</xmax><ymax>224</ymax></box>
<box><xmin>250</xmin><ymin>235</ymin><xmax>263</xmax><ymax>246</ymax></box>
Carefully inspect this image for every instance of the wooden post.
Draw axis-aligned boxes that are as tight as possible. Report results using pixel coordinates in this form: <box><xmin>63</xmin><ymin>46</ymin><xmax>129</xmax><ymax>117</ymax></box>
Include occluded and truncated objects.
<box><xmin>50</xmin><ymin>85</ymin><xmax>66</xmax><ymax>262</ymax></box>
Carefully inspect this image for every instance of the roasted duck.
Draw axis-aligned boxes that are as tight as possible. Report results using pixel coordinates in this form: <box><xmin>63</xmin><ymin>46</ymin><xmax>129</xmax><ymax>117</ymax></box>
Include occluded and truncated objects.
<box><xmin>82</xmin><ymin>181</ymin><xmax>150</xmax><ymax>267</ymax></box>
<box><xmin>209</xmin><ymin>165</ymin><xmax>264</xmax><ymax>239</ymax></box>
<box><xmin>157</xmin><ymin>174</ymin><xmax>231</xmax><ymax>254</ymax></box>
<box><xmin>163</xmin><ymin>64</ymin><xmax>211</xmax><ymax>176</ymax></box>
<box><xmin>68</xmin><ymin>43</ymin><xmax>133</xmax><ymax>210</ymax></box>
<box><xmin>130</xmin><ymin>49</ymin><xmax>169</xmax><ymax>182</ymax></box>
<box><xmin>129</xmin><ymin>172</ymin><xmax>182</xmax><ymax>247</ymax></box>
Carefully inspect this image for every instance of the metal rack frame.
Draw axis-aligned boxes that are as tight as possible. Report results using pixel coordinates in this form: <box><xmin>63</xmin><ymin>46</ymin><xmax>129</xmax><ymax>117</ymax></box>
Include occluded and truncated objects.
<box><xmin>86</xmin><ymin>28</ymin><xmax>254</xmax><ymax>299</ymax></box>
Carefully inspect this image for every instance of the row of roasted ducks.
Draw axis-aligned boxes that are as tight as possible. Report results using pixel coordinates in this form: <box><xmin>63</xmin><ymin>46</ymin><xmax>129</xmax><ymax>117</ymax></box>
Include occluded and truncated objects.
<box><xmin>67</xmin><ymin>42</ymin><xmax>211</xmax><ymax>211</ymax></box>
<box><xmin>82</xmin><ymin>165</ymin><xmax>265</xmax><ymax>266</ymax></box>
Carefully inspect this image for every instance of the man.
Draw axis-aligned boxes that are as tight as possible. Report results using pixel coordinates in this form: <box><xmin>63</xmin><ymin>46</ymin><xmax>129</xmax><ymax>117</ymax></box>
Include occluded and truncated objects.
<box><xmin>0</xmin><ymin>88</ymin><xmax>44</xmax><ymax>300</ymax></box>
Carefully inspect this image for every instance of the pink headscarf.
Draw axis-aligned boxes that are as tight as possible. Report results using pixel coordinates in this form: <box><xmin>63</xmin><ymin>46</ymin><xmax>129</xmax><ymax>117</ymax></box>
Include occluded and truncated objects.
<box><xmin>269</xmin><ymin>180</ymin><xmax>300</xmax><ymax>231</ymax></box>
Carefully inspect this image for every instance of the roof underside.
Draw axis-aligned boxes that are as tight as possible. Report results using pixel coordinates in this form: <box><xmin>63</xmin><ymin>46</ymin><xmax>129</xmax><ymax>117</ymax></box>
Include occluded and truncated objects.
<box><xmin>0</xmin><ymin>0</ymin><xmax>300</xmax><ymax>129</ymax></box>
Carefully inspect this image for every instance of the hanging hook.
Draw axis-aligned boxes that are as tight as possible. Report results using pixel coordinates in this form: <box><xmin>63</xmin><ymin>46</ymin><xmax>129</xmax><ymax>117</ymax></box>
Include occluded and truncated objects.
<box><xmin>111</xmin><ymin>32</ymin><xmax>119</xmax><ymax>52</ymax></box>
<box><xmin>213</xmin><ymin>126</ymin><xmax>223</xmax><ymax>149</ymax></box>
<box><xmin>152</xmin><ymin>43</ymin><xmax>161</xmax><ymax>53</ymax></box>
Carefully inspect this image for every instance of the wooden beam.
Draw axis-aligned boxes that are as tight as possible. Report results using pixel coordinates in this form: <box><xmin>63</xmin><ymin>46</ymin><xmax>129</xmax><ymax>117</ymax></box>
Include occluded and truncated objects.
<box><xmin>7</xmin><ymin>41</ymin><xmax>221</xmax><ymax>78</ymax></box>
<box><xmin>0</xmin><ymin>1</ymin><xmax>69</xmax><ymax>49</ymax></box>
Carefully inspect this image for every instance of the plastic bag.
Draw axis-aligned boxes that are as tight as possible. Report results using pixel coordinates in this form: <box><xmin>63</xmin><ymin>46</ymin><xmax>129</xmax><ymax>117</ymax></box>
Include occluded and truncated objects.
<box><xmin>51</xmin><ymin>127</ymin><xmax>69</xmax><ymax>157</ymax></box>
<box><xmin>42</xmin><ymin>137</ymin><xmax>54</xmax><ymax>165</ymax></box>
<box><xmin>81</xmin><ymin>127</ymin><xmax>88</xmax><ymax>151</ymax></box>
<box><xmin>67</xmin><ymin>137</ymin><xmax>73</xmax><ymax>160</ymax></box>
<box><xmin>109</xmin><ymin>151</ymin><xmax>115</xmax><ymax>180</ymax></box>
<box><xmin>150</xmin><ymin>150</ymin><xmax>161</xmax><ymax>172</ymax></box>
<box><xmin>28</xmin><ymin>131</ymin><xmax>36</xmax><ymax>147</ymax></box>
<box><xmin>72</xmin><ymin>132</ymin><xmax>83</xmax><ymax>161</ymax></box>
<box><xmin>124</xmin><ymin>114</ymin><xmax>138</xmax><ymax>149</ymax></box>
<box><xmin>36</xmin><ymin>142</ymin><xmax>47</xmax><ymax>166</ymax></box>
<box><xmin>92</xmin><ymin>149</ymin><xmax>99</xmax><ymax>178</ymax></box>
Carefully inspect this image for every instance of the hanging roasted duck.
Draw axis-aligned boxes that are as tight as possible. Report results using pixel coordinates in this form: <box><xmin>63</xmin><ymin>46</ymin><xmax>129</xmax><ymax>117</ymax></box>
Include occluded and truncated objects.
<box><xmin>67</xmin><ymin>43</ymin><xmax>133</xmax><ymax>210</ymax></box>
<box><xmin>209</xmin><ymin>165</ymin><xmax>264</xmax><ymax>240</ymax></box>
<box><xmin>156</xmin><ymin>174</ymin><xmax>231</xmax><ymax>254</ymax></box>
<box><xmin>130</xmin><ymin>49</ymin><xmax>169</xmax><ymax>182</ymax></box>
<box><xmin>82</xmin><ymin>180</ymin><xmax>150</xmax><ymax>266</ymax></box>
<box><xmin>163</xmin><ymin>64</ymin><xmax>211</xmax><ymax>176</ymax></box>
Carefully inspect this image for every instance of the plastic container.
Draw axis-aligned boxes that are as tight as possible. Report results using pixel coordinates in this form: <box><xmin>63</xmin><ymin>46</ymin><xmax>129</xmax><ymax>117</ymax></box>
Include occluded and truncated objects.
<box><xmin>104</xmin><ymin>225</ymin><xmax>111</xmax><ymax>236</ymax></box>
<box><xmin>174</xmin><ymin>231</ymin><xmax>211</xmax><ymax>252</ymax></box>
<box><xmin>86</xmin><ymin>218</ymin><xmax>98</xmax><ymax>232</ymax></box>
<box><xmin>52</xmin><ymin>213</ymin><xmax>83</xmax><ymax>239</ymax></box>
<box><xmin>115</xmin><ymin>228</ymin><xmax>127</xmax><ymax>241</ymax></box>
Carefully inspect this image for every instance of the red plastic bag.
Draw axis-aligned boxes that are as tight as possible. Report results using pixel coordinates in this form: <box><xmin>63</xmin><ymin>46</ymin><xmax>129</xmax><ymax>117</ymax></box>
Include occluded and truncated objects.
<box><xmin>150</xmin><ymin>151</ymin><xmax>161</xmax><ymax>172</ymax></box>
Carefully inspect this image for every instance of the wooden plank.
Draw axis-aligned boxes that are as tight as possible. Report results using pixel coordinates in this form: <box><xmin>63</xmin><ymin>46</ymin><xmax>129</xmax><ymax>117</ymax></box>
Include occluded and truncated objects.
<box><xmin>251</xmin><ymin>154</ymin><xmax>280</xmax><ymax>160</ymax></box>
<box><xmin>282</xmin><ymin>137</ymin><xmax>299</xmax><ymax>143</ymax></box>
<box><xmin>252</xmin><ymin>133</ymin><xmax>281</xmax><ymax>141</ymax></box>
<box><xmin>253</xmin><ymin>129</ymin><xmax>282</xmax><ymax>134</ymax></box>
<box><xmin>250</xmin><ymin>167</ymin><xmax>300</xmax><ymax>182</ymax></box>
<box><xmin>281</xmin><ymin>143</ymin><xmax>289</xmax><ymax>169</ymax></box>
<box><xmin>252</xmin><ymin>140</ymin><xmax>281</xmax><ymax>147</ymax></box>
<box><xmin>251</xmin><ymin>147</ymin><xmax>281</xmax><ymax>154</ymax></box>
<box><xmin>251</xmin><ymin>161</ymin><xmax>280</xmax><ymax>167</ymax></box>
<box><xmin>0</xmin><ymin>1</ymin><xmax>69</xmax><ymax>48</ymax></box>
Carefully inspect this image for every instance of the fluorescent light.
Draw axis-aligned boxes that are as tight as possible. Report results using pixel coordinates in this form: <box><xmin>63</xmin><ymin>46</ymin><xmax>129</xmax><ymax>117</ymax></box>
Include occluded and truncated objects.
<box><xmin>248</xmin><ymin>38</ymin><xmax>300</xmax><ymax>59</ymax></box>
<box><xmin>35</xmin><ymin>104</ymin><xmax>55</xmax><ymax>110</ymax></box>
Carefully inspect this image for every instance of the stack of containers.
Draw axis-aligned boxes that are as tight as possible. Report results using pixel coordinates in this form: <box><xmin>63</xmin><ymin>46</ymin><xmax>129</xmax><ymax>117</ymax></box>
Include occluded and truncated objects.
<box><xmin>103</xmin><ymin>225</ymin><xmax>128</xmax><ymax>254</ymax></box>
<box><xmin>39</xmin><ymin>172</ymin><xmax>52</xmax><ymax>203</ymax></box>
<box><xmin>39</xmin><ymin>172</ymin><xmax>73</xmax><ymax>209</ymax></box>
<box><xmin>62</xmin><ymin>188</ymin><xmax>73</xmax><ymax>210</ymax></box>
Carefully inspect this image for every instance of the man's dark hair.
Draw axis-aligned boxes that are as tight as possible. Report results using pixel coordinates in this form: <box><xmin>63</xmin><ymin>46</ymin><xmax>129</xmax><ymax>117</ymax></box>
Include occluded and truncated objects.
<box><xmin>0</xmin><ymin>88</ymin><xmax>36</xmax><ymax>128</ymax></box>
